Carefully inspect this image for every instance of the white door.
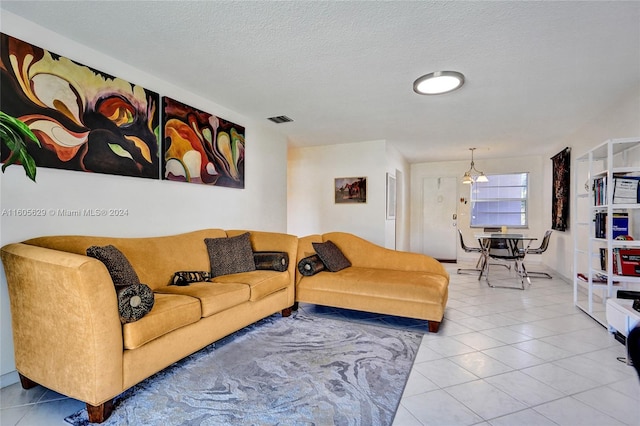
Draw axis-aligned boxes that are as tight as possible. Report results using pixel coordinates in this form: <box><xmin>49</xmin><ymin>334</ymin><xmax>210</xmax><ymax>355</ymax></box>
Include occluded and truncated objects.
<box><xmin>423</xmin><ymin>177</ymin><xmax>457</xmax><ymax>261</ymax></box>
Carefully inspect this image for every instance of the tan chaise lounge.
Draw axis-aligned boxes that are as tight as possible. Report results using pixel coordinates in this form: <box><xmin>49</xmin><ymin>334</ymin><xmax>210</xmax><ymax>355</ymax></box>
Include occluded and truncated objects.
<box><xmin>0</xmin><ymin>229</ymin><xmax>297</xmax><ymax>423</ymax></box>
<box><xmin>295</xmin><ymin>232</ymin><xmax>450</xmax><ymax>332</ymax></box>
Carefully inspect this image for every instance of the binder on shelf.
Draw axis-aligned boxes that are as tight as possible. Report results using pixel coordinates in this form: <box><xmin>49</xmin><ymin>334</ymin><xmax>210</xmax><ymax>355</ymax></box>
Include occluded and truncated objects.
<box><xmin>613</xmin><ymin>177</ymin><xmax>640</xmax><ymax>204</ymax></box>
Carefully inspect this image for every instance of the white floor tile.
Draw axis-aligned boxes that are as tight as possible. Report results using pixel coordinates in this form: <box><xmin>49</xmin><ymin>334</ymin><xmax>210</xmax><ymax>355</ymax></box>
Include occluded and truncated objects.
<box><xmin>401</xmin><ymin>389</ymin><xmax>484</xmax><ymax>426</ymax></box>
<box><xmin>521</xmin><ymin>363</ymin><xmax>601</xmax><ymax>395</ymax></box>
<box><xmin>484</xmin><ymin>371</ymin><xmax>564</xmax><ymax>406</ymax></box>
<box><xmin>452</xmin><ymin>332</ymin><xmax>506</xmax><ymax>351</ymax></box>
<box><xmin>481</xmin><ymin>345</ymin><xmax>546</xmax><ymax>369</ymax></box>
<box><xmin>413</xmin><ymin>359</ymin><xmax>479</xmax><ymax>388</ymax></box>
<box><xmin>533</xmin><ymin>396</ymin><xmax>625</xmax><ymax>426</ymax></box>
<box><xmin>479</xmin><ymin>327</ymin><xmax>532</xmax><ymax>345</ymax></box>
<box><xmin>512</xmin><ymin>338</ymin><xmax>573</xmax><ymax>361</ymax></box>
<box><xmin>445</xmin><ymin>379</ymin><xmax>527</xmax><ymax>420</ymax></box>
<box><xmin>572</xmin><ymin>386</ymin><xmax>640</xmax><ymax>425</ymax></box>
<box><xmin>391</xmin><ymin>405</ymin><xmax>422</xmax><ymax>426</ymax></box>
<box><xmin>449</xmin><ymin>352</ymin><xmax>513</xmax><ymax>378</ymax></box>
<box><xmin>488</xmin><ymin>408</ymin><xmax>558</xmax><ymax>426</ymax></box>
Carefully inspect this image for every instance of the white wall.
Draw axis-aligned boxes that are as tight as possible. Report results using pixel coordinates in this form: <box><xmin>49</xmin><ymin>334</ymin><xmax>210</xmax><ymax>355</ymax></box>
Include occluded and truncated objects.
<box><xmin>288</xmin><ymin>140</ymin><xmax>407</xmax><ymax>248</ymax></box>
<box><xmin>410</xmin><ymin>155</ymin><xmax>545</xmax><ymax>262</ymax></box>
<box><xmin>0</xmin><ymin>12</ymin><xmax>289</xmax><ymax>386</ymax></box>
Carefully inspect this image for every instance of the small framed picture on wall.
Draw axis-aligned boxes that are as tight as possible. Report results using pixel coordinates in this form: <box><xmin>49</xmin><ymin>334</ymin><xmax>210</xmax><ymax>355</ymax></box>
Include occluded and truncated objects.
<box><xmin>334</xmin><ymin>177</ymin><xmax>367</xmax><ymax>204</ymax></box>
<box><xmin>386</xmin><ymin>173</ymin><xmax>396</xmax><ymax>219</ymax></box>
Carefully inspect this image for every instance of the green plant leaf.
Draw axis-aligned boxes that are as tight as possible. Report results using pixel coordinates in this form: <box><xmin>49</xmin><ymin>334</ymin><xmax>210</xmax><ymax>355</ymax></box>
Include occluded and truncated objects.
<box><xmin>1</xmin><ymin>110</ymin><xmax>41</xmax><ymax>181</ymax></box>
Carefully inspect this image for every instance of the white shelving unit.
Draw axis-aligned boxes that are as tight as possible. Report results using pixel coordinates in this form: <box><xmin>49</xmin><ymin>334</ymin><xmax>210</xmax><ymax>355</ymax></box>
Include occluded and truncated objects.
<box><xmin>573</xmin><ymin>137</ymin><xmax>640</xmax><ymax>325</ymax></box>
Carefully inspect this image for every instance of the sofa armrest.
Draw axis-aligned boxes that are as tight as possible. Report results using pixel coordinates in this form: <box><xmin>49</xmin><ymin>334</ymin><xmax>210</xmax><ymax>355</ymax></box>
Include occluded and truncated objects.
<box><xmin>322</xmin><ymin>232</ymin><xmax>449</xmax><ymax>278</ymax></box>
<box><xmin>1</xmin><ymin>243</ymin><xmax>123</xmax><ymax>406</ymax></box>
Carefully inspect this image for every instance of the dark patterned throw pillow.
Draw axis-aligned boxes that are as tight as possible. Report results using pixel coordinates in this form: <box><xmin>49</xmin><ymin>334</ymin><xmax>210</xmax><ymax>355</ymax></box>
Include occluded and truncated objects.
<box><xmin>312</xmin><ymin>240</ymin><xmax>351</xmax><ymax>272</ymax></box>
<box><xmin>171</xmin><ymin>271</ymin><xmax>212</xmax><ymax>286</ymax></box>
<box><xmin>87</xmin><ymin>245</ymin><xmax>153</xmax><ymax>323</ymax></box>
<box><xmin>204</xmin><ymin>232</ymin><xmax>257</xmax><ymax>277</ymax></box>
<box><xmin>86</xmin><ymin>245</ymin><xmax>141</xmax><ymax>287</ymax></box>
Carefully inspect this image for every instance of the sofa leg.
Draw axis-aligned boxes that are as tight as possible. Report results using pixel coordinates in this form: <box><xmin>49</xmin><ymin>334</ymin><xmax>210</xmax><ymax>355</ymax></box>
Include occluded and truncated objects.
<box><xmin>87</xmin><ymin>399</ymin><xmax>114</xmax><ymax>424</ymax></box>
<box><xmin>18</xmin><ymin>373</ymin><xmax>38</xmax><ymax>389</ymax></box>
<box><xmin>428</xmin><ymin>321</ymin><xmax>441</xmax><ymax>333</ymax></box>
<box><xmin>281</xmin><ymin>307</ymin><xmax>293</xmax><ymax>317</ymax></box>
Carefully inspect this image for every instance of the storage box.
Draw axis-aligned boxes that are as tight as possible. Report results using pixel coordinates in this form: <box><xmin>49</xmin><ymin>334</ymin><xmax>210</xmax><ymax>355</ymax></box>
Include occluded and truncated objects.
<box><xmin>615</xmin><ymin>248</ymin><xmax>640</xmax><ymax>276</ymax></box>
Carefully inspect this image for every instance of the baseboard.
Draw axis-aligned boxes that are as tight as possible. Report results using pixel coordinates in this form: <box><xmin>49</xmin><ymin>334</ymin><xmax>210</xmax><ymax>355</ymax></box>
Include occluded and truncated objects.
<box><xmin>1</xmin><ymin>370</ymin><xmax>19</xmax><ymax>389</ymax></box>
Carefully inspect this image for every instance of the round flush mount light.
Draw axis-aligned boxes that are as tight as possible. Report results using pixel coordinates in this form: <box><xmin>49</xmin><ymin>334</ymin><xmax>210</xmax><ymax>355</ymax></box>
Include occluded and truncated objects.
<box><xmin>413</xmin><ymin>71</ymin><xmax>465</xmax><ymax>95</ymax></box>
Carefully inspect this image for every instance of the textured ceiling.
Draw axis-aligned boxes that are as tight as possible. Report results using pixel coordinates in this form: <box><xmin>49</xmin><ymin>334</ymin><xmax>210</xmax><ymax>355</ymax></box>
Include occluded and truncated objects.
<box><xmin>2</xmin><ymin>1</ymin><xmax>639</xmax><ymax>163</ymax></box>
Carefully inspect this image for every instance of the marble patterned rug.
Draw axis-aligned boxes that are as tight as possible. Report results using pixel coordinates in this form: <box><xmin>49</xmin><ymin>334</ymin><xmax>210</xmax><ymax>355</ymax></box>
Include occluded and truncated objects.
<box><xmin>65</xmin><ymin>310</ymin><xmax>422</xmax><ymax>426</ymax></box>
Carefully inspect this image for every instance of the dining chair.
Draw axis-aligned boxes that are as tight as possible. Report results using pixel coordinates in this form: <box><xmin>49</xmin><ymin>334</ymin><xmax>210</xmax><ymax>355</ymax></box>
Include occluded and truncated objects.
<box><xmin>457</xmin><ymin>229</ymin><xmax>485</xmax><ymax>275</ymax></box>
<box><xmin>520</xmin><ymin>230</ymin><xmax>553</xmax><ymax>279</ymax></box>
<box><xmin>486</xmin><ymin>234</ymin><xmax>528</xmax><ymax>289</ymax></box>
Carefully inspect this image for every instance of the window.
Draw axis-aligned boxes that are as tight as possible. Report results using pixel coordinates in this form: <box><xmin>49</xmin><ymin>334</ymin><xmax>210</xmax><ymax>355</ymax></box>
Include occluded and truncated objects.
<box><xmin>470</xmin><ymin>173</ymin><xmax>529</xmax><ymax>228</ymax></box>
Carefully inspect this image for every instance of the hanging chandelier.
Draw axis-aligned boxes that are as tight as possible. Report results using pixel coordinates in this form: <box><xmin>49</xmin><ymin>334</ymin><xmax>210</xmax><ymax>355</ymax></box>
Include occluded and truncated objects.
<box><xmin>462</xmin><ymin>148</ymin><xmax>488</xmax><ymax>184</ymax></box>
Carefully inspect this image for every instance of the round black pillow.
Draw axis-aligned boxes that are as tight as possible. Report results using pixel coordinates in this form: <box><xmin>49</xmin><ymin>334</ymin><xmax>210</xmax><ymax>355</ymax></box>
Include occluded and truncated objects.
<box><xmin>117</xmin><ymin>284</ymin><xmax>155</xmax><ymax>324</ymax></box>
<box><xmin>297</xmin><ymin>254</ymin><xmax>326</xmax><ymax>276</ymax></box>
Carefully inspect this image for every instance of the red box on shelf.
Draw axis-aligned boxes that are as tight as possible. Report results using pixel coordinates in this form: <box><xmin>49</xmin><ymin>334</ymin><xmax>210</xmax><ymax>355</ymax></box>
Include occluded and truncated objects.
<box><xmin>616</xmin><ymin>248</ymin><xmax>640</xmax><ymax>276</ymax></box>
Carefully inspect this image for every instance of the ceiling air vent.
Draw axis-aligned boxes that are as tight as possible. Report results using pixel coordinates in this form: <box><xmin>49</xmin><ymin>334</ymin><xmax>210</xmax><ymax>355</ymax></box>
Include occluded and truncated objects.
<box><xmin>267</xmin><ymin>115</ymin><xmax>293</xmax><ymax>124</ymax></box>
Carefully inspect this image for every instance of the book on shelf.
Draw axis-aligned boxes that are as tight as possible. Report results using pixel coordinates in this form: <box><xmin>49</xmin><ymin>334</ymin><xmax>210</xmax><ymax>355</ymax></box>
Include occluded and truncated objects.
<box><xmin>593</xmin><ymin>177</ymin><xmax>607</xmax><ymax>206</ymax></box>
<box><xmin>594</xmin><ymin>211</ymin><xmax>629</xmax><ymax>239</ymax></box>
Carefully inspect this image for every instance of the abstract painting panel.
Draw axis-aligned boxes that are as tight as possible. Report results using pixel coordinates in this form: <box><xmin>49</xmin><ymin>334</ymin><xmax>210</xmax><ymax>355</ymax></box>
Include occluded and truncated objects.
<box><xmin>162</xmin><ymin>97</ymin><xmax>245</xmax><ymax>189</ymax></box>
<box><xmin>0</xmin><ymin>33</ymin><xmax>160</xmax><ymax>179</ymax></box>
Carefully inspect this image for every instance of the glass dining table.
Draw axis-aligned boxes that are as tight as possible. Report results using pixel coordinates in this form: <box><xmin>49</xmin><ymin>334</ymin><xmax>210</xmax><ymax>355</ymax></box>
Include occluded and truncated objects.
<box><xmin>474</xmin><ymin>233</ymin><xmax>537</xmax><ymax>290</ymax></box>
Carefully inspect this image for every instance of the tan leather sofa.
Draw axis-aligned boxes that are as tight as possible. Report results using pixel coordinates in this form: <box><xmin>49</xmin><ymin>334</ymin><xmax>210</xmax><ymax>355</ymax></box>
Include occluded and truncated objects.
<box><xmin>296</xmin><ymin>232</ymin><xmax>450</xmax><ymax>333</ymax></box>
<box><xmin>0</xmin><ymin>229</ymin><xmax>297</xmax><ymax>423</ymax></box>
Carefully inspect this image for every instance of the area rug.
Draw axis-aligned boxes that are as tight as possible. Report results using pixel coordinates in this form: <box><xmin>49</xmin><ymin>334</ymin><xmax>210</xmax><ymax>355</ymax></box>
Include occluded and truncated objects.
<box><xmin>65</xmin><ymin>310</ymin><xmax>422</xmax><ymax>426</ymax></box>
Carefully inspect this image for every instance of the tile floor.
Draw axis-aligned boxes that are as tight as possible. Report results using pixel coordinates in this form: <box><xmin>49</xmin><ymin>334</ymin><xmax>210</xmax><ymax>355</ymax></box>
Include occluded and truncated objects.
<box><xmin>1</xmin><ymin>263</ymin><xmax>639</xmax><ymax>425</ymax></box>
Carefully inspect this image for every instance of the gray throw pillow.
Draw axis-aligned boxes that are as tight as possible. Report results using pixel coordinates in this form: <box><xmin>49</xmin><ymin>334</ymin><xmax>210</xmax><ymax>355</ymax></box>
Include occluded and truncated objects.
<box><xmin>312</xmin><ymin>240</ymin><xmax>351</xmax><ymax>272</ymax></box>
<box><xmin>204</xmin><ymin>232</ymin><xmax>256</xmax><ymax>277</ymax></box>
<box><xmin>86</xmin><ymin>245</ymin><xmax>141</xmax><ymax>287</ymax></box>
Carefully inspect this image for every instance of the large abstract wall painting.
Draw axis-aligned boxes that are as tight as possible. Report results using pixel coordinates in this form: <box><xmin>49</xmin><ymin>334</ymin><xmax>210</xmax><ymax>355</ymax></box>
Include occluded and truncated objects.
<box><xmin>162</xmin><ymin>96</ymin><xmax>245</xmax><ymax>188</ymax></box>
<box><xmin>551</xmin><ymin>147</ymin><xmax>570</xmax><ymax>231</ymax></box>
<box><xmin>0</xmin><ymin>33</ymin><xmax>160</xmax><ymax>179</ymax></box>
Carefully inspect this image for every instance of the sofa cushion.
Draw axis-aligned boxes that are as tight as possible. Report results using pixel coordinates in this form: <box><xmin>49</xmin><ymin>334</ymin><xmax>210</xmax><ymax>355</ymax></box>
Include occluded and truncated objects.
<box><xmin>86</xmin><ymin>245</ymin><xmax>140</xmax><ymax>287</ymax></box>
<box><xmin>297</xmin><ymin>266</ymin><xmax>448</xmax><ymax>301</ymax></box>
<box><xmin>212</xmin><ymin>270</ymin><xmax>289</xmax><ymax>301</ymax></box>
<box><xmin>312</xmin><ymin>240</ymin><xmax>351</xmax><ymax>272</ymax></box>
<box><xmin>155</xmin><ymin>282</ymin><xmax>250</xmax><ymax>317</ymax></box>
<box><xmin>204</xmin><ymin>232</ymin><xmax>256</xmax><ymax>277</ymax></box>
<box><xmin>122</xmin><ymin>293</ymin><xmax>201</xmax><ymax>350</ymax></box>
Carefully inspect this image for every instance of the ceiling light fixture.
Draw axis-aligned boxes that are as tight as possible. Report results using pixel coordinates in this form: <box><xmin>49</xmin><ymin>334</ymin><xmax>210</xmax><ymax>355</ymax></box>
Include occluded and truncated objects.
<box><xmin>462</xmin><ymin>148</ymin><xmax>488</xmax><ymax>184</ymax></box>
<box><xmin>413</xmin><ymin>71</ymin><xmax>465</xmax><ymax>95</ymax></box>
